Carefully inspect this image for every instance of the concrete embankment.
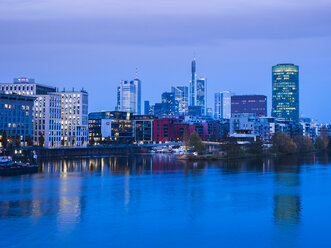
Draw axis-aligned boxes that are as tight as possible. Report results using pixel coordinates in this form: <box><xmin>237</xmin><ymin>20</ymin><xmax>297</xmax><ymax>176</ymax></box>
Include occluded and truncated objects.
<box><xmin>7</xmin><ymin>145</ymin><xmax>149</xmax><ymax>161</ymax></box>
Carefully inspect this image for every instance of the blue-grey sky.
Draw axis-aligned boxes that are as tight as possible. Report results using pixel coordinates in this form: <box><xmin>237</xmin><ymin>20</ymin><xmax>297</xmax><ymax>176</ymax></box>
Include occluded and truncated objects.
<box><xmin>0</xmin><ymin>0</ymin><xmax>331</xmax><ymax>122</ymax></box>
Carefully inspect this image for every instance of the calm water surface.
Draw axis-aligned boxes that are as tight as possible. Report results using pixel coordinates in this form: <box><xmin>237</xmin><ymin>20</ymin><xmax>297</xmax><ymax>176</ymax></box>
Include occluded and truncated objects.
<box><xmin>1</xmin><ymin>153</ymin><xmax>331</xmax><ymax>248</ymax></box>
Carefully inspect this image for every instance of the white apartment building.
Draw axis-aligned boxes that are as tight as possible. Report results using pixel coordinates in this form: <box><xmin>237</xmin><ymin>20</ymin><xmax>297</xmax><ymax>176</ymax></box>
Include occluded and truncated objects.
<box><xmin>34</xmin><ymin>94</ymin><xmax>62</xmax><ymax>148</ymax></box>
<box><xmin>56</xmin><ymin>90</ymin><xmax>88</xmax><ymax>147</ymax></box>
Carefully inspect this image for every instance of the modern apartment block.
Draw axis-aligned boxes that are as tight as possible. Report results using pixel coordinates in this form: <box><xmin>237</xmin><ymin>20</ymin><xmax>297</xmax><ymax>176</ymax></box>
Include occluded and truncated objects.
<box><xmin>56</xmin><ymin>90</ymin><xmax>89</xmax><ymax>147</ymax></box>
<box><xmin>33</xmin><ymin>94</ymin><xmax>62</xmax><ymax>147</ymax></box>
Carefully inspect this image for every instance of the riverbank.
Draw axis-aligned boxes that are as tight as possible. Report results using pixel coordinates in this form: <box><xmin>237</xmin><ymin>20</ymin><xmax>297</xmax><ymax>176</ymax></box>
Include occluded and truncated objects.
<box><xmin>2</xmin><ymin>145</ymin><xmax>149</xmax><ymax>161</ymax></box>
<box><xmin>175</xmin><ymin>150</ymin><xmax>327</xmax><ymax>161</ymax></box>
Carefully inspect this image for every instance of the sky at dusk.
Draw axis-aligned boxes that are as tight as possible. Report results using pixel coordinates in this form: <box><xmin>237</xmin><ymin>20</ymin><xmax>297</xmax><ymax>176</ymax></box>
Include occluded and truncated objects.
<box><xmin>0</xmin><ymin>0</ymin><xmax>331</xmax><ymax>122</ymax></box>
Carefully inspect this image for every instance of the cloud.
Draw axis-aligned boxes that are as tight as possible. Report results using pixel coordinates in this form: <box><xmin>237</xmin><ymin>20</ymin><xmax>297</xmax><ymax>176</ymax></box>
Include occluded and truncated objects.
<box><xmin>0</xmin><ymin>0</ymin><xmax>330</xmax><ymax>47</ymax></box>
<box><xmin>1</xmin><ymin>4</ymin><xmax>331</xmax><ymax>47</ymax></box>
<box><xmin>1</xmin><ymin>0</ymin><xmax>331</xmax><ymax>20</ymax></box>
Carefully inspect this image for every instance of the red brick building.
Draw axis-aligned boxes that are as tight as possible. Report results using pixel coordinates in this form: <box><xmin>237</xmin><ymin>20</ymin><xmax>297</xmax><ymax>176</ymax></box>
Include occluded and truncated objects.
<box><xmin>153</xmin><ymin>119</ymin><xmax>188</xmax><ymax>142</ymax></box>
<box><xmin>153</xmin><ymin>118</ymin><xmax>221</xmax><ymax>142</ymax></box>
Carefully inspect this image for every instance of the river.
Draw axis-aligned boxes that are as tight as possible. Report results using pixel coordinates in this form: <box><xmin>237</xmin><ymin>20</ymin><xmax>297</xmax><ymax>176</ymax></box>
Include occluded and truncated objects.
<box><xmin>0</xmin><ymin>153</ymin><xmax>331</xmax><ymax>247</ymax></box>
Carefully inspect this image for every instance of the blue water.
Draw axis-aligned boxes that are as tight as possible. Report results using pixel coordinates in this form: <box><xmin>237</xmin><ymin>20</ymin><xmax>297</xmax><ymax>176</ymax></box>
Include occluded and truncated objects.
<box><xmin>1</xmin><ymin>153</ymin><xmax>331</xmax><ymax>248</ymax></box>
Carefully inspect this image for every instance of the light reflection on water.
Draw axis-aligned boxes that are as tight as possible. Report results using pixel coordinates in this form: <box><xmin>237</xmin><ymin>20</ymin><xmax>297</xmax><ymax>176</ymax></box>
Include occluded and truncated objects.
<box><xmin>0</xmin><ymin>153</ymin><xmax>330</xmax><ymax>248</ymax></box>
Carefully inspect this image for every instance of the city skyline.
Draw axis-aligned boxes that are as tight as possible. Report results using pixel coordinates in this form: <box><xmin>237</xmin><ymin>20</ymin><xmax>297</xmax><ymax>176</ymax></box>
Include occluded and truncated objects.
<box><xmin>0</xmin><ymin>0</ymin><xmax>330</xmax><ymax>122</ymax></box>
<box><xmin>1</xmin><ymin>2</ymin><xmax>331</xmax><ymax>247</ymax></box>
<box><xmin>0</xmin><ymin>58</ymin><xmax>328</xmax><ymax>123</ymax></box>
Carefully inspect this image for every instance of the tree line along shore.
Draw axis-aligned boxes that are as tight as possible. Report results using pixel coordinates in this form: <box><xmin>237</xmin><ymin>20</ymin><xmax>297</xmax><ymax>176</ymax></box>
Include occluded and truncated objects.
<box><xmin>177</xmin><ymin>131</ymin><xmax>331</xmax><ymax>161</ymax></box>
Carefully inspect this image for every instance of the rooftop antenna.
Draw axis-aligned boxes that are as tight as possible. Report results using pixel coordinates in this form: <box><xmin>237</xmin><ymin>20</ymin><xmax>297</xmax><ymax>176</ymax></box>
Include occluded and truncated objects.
<box><xmin>135</xmin><ymin>67</ymin><xmax>138</xmax><ymax>79</ymax></box>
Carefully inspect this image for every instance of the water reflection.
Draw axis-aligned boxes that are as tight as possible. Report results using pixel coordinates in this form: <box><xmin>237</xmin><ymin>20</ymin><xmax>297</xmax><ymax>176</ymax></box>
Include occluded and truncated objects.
<box><xmin>0</xmin><ymin>152</ymin><xmax>330</xmax><ymax>248</ymax></box>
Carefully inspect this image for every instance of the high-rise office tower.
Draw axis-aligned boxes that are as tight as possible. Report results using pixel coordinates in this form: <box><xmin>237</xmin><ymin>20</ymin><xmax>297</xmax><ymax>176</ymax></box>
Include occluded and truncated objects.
<box><xmin>171</xmin><ymin>86</ymin><xmax>188</xmax><ymax>115</ymax></box>
<box><xmin>133</xmin><ymin>78</ymin><xmax>141</xmax><ymax>115</ymax></box>
<box><xmin>215</xmin><ymin>91</ymin><xmax>232</xmax><ymax>119</ymax></box>
<box><xmin>272</xmin><ymin>64</ymin><xmax>299</xmax><ymax>122</ymax></box>
<box><xmin>190</xmin><ymin>57</ymin><xmax>197</xmax><ymax>106</ymax></box>
<box><xmin>196</xmin><ymin>77</ymin><xmax>207</xmax><ymax>114</ymax></box>
<box><xmin>117</xmin><ymin>77</ymin><xmax>141</xmax><ymax>115</ymax></box>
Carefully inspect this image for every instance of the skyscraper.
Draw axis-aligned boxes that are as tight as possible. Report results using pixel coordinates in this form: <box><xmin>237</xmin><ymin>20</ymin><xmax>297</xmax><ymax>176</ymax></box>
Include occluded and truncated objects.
<box><xmin>215</xmin><ymin>91</ymin><xmax>232</xmax><ymax>119</ymax></box>
<box><xmin>116</xmin><ymin>77</ymin><xmax>141</xmax><ymax>115</ymax></box>
<box><xmin>133</xmin><ymin>78</ymin><xmax>141</xmax><ymax>115</ymax></box>
<box><xmin>190</xmin><ymin>57</ymin><xmax>197</xmax><ymax>106</ymax></box>
<box><xmin>171</xmin><ymin>86</ymin><xmax>188</xmax><ymax>115</ymax></box>
<box><xmin>196</xmin><ymin>77</ymin><xmax>207</xmax><ymax>114</ymax></box>
<box><xmin>272</xmin><ymin>64</ymin><xmax>299</xmax><ymax>122</ymax></box>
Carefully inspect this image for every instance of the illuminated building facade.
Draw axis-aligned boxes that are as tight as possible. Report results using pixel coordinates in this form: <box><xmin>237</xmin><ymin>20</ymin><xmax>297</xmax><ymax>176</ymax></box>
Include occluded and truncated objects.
<box><xmin>161</xmin><ymin>92</ymin><xmax>177</xmax><ymax>115</ymax></box>
<box><xmin>132</xmin><ymin>115</ymin><xmax>155</xmax><ymax>143</ymax></box>
<box><xmin>190</xmin><ymin>58</ymin><xmax>197</xmax><ymax>106</ymax></box>
<box><xmin>215</xmin><ymin>91</ymin><xmax>232</xmax><ymax>119</ymax></box>
<box><xmin>189</xmin><ymin>58</ymin><xmax>206</xmax><ymax>116</ymax></box>
<box><xmin>88</xmin><ymin>111</ymin><xmax>133</xmax><ymax>144</ymax></box>
<box><xmin>116</xmin><ymin>78</ymin><xmax>141</xmax><ymax>115</ymax></box>
<box><xmin>33</xmin><ymin>94</ymin><xmax>62</xmax><ymax>148</ymax></box>
<box><xmin>0</xmin><ymin>77</ymin><xmax>56</xmax><ymax>96</ymax></box>
<box><xmin>0</xmin><ymin>93</ymin><xmax>34</xmax><ymax>147</ymax></box>
<box><xmin>196</xmin><ymin>77</ymin><xmax>207</xmax><ymax>115</ymax></box>
<box><xmin>0</xmin><ymin>78</ymin><xmax>58</xmax><ymax>147</ymax></box>
<box><xmin>231</xmin><ymin>95</ymin><xmax>267</xmax><ymax>117</ymax></box>
<box><xmin>272</xmin><ymin>64</ymin><xmax>299</xmax><ymax>122</ymax></box>
<box><xmin>56</xmin><ymin>90</ymin><xmax>88</xmax><ymax>147</ymax></box>
<box><xmin>171</xmin><ymin>86</ymin><xmax>188</xmax><ymax>115</ymax></box>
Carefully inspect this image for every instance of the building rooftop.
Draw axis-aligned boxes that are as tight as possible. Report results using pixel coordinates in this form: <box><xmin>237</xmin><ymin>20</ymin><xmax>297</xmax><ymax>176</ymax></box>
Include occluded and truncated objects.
<box><xmin>0</xmin><ymin>92</ymin><xmax>36</xmax><ymax>101</ymax></box>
